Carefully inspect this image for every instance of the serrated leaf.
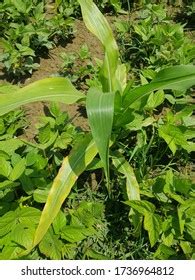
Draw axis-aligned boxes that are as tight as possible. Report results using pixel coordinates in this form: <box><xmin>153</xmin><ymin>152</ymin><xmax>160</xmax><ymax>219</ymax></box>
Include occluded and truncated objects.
<box><xmin>39</xmin><ymin>228</ymin><xmax>63</xmax><ymax>260</ymax></box>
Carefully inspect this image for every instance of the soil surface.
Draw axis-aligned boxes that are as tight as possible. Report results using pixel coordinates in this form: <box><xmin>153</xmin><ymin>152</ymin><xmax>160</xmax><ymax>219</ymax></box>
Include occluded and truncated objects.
<box><xmin>0</xmin><ymin>20</ymin><xmax>104</xmax><ymax>141</ymax></box>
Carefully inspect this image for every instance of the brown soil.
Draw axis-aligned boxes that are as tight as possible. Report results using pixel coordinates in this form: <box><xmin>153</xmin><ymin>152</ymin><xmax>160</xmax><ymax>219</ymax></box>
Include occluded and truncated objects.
<box><xmin>0</xmin><ymin>20</ymin><xmax>104</xmax><ymax>141</ymax></box>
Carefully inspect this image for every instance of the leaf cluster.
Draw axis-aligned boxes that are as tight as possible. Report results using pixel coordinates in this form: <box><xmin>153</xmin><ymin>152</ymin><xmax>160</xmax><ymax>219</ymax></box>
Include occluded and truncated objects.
<box><xmin>0</xmin><ymin>0</ymin><xmax>74</xmax><ymax>77</ymax></box>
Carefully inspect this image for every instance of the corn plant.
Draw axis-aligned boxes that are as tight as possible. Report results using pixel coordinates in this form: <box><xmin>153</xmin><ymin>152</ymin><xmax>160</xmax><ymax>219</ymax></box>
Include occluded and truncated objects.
<box><xmin>0</xmin><ymin>0</ymin><xmax>195</xmax><ymax>258</ymax></box>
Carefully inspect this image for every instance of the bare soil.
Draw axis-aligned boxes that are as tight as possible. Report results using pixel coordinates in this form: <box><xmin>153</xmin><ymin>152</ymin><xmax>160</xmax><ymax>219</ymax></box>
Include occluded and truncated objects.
<box><xmin>0</xmin><ymin>20</ymin><xmax>104</xmax><ymax>141</ymax></box>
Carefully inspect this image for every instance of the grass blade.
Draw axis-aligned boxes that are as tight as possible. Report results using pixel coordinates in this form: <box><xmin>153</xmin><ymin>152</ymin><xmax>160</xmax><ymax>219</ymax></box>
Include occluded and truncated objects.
<box><xmin>33</xmin><ymin>135</ymin><xmax>97</xmax><ymax>247</ymax></box>
<box><xmin>0</xmin><ymin>77</ymin><xmax>84</xmax><ymax>116</ymax></box>
<box><xmin>86</xmin><ymin>88</ymin><xmax>115</xmax><ymax>193</ymax></box>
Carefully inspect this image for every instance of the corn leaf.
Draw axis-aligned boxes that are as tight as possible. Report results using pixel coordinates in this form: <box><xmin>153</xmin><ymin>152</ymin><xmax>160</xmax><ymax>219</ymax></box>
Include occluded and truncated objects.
<box><xmin>123</xmin><ymin>65</ymin><xmax>195</xmax><ymax>108</ymax></box>
<box><xmin>78</xmin><ymin>0</ymin><xmax>120</xmax><ymax>92</ymax></box>
<box><xmin>86</xmin><ymin>88</ymin><xmax>115</xmax><ymax>193</ymax></box>
<box><xmin>0</xmin><ymin>77</ymin><xmax>84</xmax><ymax>116</ymax></box>
<box><xmin>33</xmin><ymin>135</ymin><xmax>98</xmax><ymax>247</ymax></box>
<box><xmin>112</xmin><ymin>153</ymin><xmax>140</xmax><ymax>200</ymax></box>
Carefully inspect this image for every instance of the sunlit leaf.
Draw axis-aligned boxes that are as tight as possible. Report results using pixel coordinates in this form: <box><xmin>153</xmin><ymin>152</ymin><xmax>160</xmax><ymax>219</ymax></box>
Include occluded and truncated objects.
<box><xmin>78</xmin><ymin>0</ymin><xmax>125</xmax><ymax>92</ymax></box>
<box><xmin>0</xmin><ymin>77</ymin><xmax>85</xmax><ymax>116</ymax></box>
<box><xmin>123</xmin><ymin>65</ymin><xmax>195</xmax><ymax>109</ymax></box>
<box><xmin>33</xmin><ymin>135</ymin><xmax>98</xmax><ymax>247</ymax></box>
<box><xmin>86</xmin><ymin>88</ymin><xmax>114</xmax><ymax>192</ymax></box>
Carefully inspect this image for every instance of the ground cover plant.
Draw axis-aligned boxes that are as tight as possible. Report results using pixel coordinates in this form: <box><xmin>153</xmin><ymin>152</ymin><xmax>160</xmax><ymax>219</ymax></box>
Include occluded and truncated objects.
<box><xmin>0</xmin><ymin>0</ymin><xmax>75</xmax><ymax>78</ymax></box>
<box><xmin>0</xmin><ymin>0</ymin><xmax>195</xmax><ymax>260</ymax></box>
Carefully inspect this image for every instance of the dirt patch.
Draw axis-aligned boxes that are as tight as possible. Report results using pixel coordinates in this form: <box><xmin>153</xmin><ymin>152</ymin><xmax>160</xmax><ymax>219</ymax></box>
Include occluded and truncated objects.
<box><xmin>1</xmin><ymin>19</ymin><xmax>104</xmax><ymax>141</ymax></box>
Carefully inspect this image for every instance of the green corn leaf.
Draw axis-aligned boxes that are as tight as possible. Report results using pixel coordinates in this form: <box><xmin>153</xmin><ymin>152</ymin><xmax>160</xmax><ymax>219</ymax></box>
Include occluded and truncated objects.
<box><xmin>33</xmin><ymin>135</ymin><xmax>98</xmax><ymax>247</ymax></box>
<box><xmin>112</xmin><ymin>152</ymin><xmax>140</xmax><ymax>200</ymax></box>
<box><xmin>0</xmin><ymin>77</ymin><xmax>85</xmax><ymax>116</ymax></box>
<box><xmin>78</xmin><ymin>0</ymin><xmax>123</xmax><ymax>92</ymax></box>
<box><xmin>123</xmin><ymin>65</ymin><xmax>195</xmax><ymax>109</ymax></box>
<box><xmin>86</xmin><ymin>88</ymin><xmax>115</xmax><ymax>193</ymax></box>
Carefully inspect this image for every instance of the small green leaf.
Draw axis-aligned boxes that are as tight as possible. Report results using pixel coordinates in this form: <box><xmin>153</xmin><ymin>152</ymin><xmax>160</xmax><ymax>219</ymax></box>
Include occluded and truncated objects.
<box><xmin>112</xmin><ymin>153</ymin><xmax>140</xmax><ymax>200</ymax></box>
<box><xmin>11</xmin><ymin>223</ymin><xmax>35</xmax><ymax>249</ymax></box>
<box><xmin>39</xmin><ymin>228</ymin><xmax>63</xmax><ymax>260</ymax></box>
<box><xmin>0</xmin><ymin>157</ymin><xmax>12</xmax><ymax>178</ymax></box>
<box><xmin>0</xmin><ymin>139</ymin><xmax>24</xmax><ymax>155</ymax></box>
<box><xmin>125</xmin><ymin>200</ymin><xmax>155</xmax><ymax>214</ymax></box>
<box><xmin>52</xmin><ymin>211</ymin><xmax>67</xmax><ymax>235</ymax></box>
<box><xmin>9</xmin><ymin>158</ymin><xmax>26</xmax><ymax>181</ymax></box>
<box><xmin>61</xmin><ymin>226</ymin><xmax>96</xmax><ymax>243</ymax></box>
<box><xmin>146</xmin><ymin>90</ymin><xmax>165</xmax><ymax>110</ymax></box>
<box><xmin>33</xmin><ymin>188</ymin><xmax>50</xmax><ymax>203</ymax></box>
<box><xmin>144</xmin><ymin>213</ymin><xmax>162</xmax><ymax>247</ymax></box>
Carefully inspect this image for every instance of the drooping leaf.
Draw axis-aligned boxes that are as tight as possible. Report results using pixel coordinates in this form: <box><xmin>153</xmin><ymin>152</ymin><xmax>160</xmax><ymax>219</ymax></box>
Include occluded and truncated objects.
<box><xmin>86</xmin><ymin>88</ymin><xmax>114</xmax><ymax>192</ymax></box>
<box><xmin>0</xmin><ymin>77</ymin><xmax>85</xmax><ymax>116</ymax></box>
<box><xmin>123</xmin><ymin>65</ymin><xmax>195</xmax><ymax>109</ymax></box>
<box><xmin>33</xmin><ymin>135</ymin><xmax>98</xmax><ymax>247</ymax></box>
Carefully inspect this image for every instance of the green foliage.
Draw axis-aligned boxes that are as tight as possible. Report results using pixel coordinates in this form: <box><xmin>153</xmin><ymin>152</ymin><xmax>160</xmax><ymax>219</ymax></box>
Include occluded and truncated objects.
<box><xmin>115</xmin><ymin>4</ymin><xmax>195</xmax><ymax>78</ymax></box>
<box><xmin>0</xmin><ymin>0</ymin><xmax>194</xmax><ymax>260</ymax></box>
<box><xmin>59</xmin><ymin>44</ymin><xmax>99</xmax><ymax>89</ymax></box>
<box><xmin>0</xmin><ymin>0</ymin><xmax>74</xmax><ymax>77</ymax></box>
<box><xmin>125</xmin><ymin>170</ymin><xmax>195</xmax><ymax>259</ymax></box>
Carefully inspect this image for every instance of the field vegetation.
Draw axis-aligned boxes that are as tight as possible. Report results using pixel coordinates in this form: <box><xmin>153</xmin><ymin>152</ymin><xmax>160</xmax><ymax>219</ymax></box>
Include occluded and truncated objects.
<box><xmin>0</xmin><ymin>0</ymin><xmax>194</xmax><ymax>260</ymax></box>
